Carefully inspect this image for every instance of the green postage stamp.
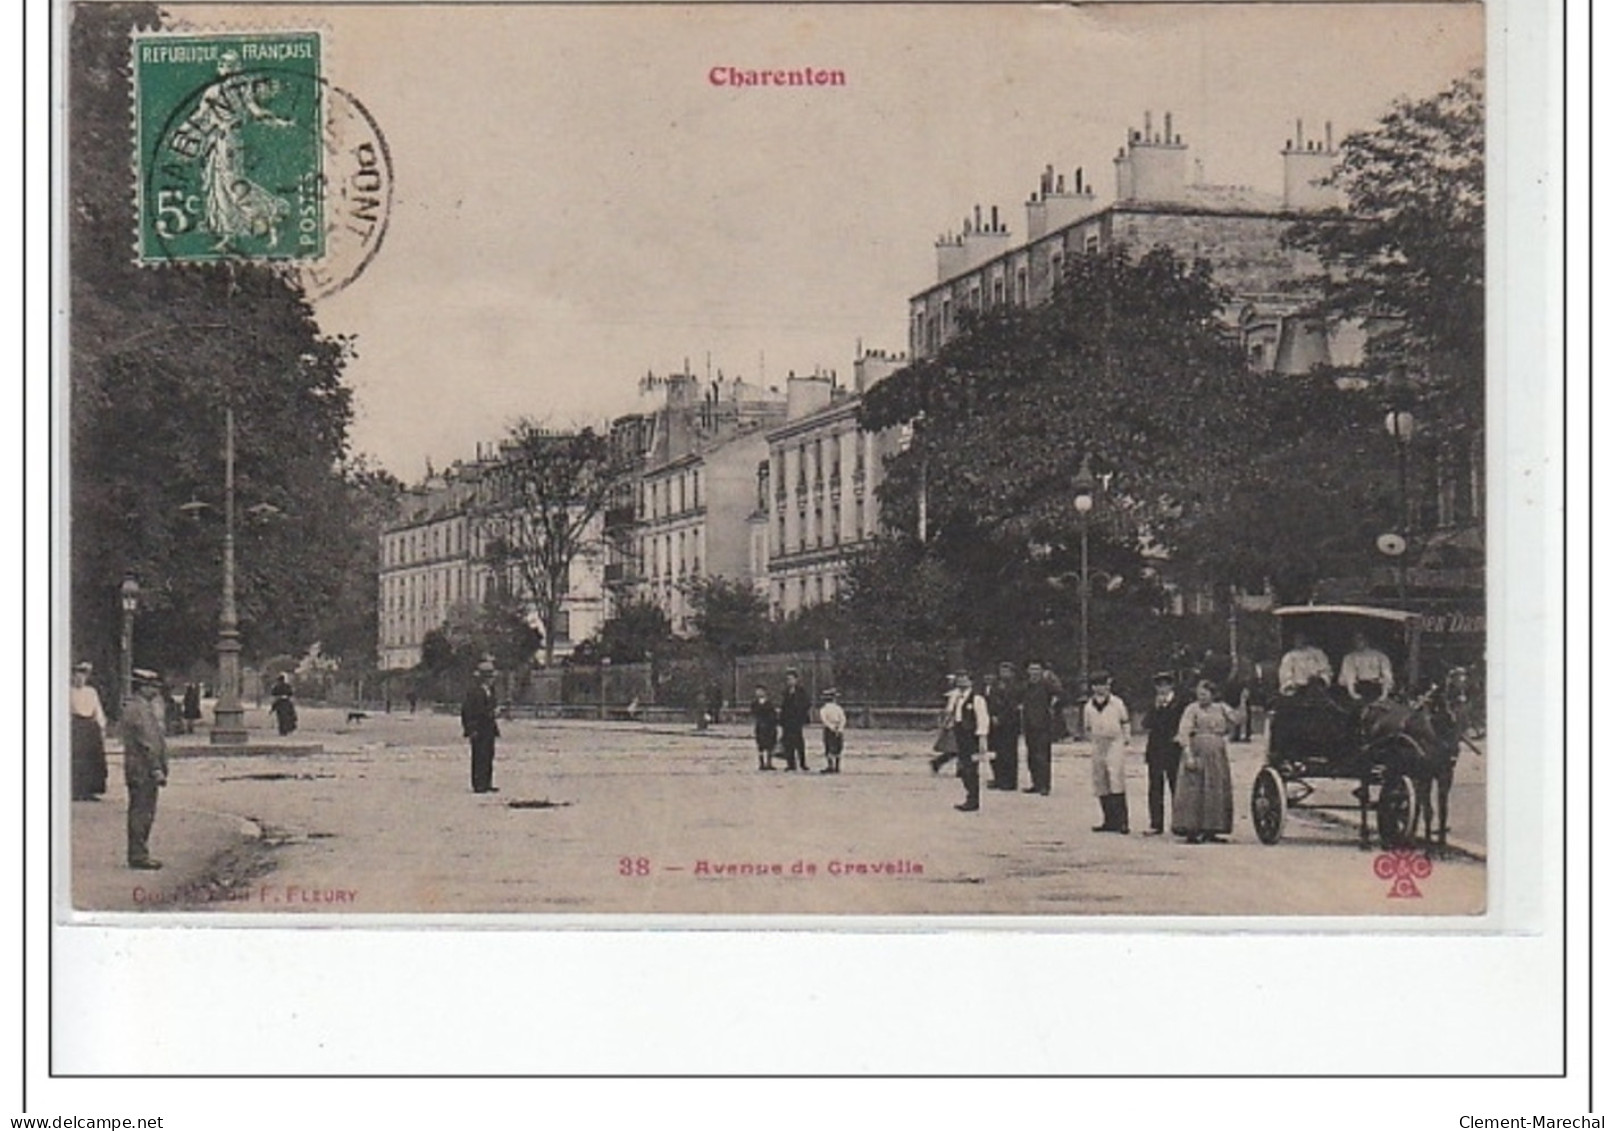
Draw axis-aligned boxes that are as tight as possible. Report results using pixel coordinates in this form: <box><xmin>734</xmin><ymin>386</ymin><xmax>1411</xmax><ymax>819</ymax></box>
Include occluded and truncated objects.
<box><xmin>133</xmin><ymin>31</ymin><xmax>324</xmax><ymax>263</ymax></box>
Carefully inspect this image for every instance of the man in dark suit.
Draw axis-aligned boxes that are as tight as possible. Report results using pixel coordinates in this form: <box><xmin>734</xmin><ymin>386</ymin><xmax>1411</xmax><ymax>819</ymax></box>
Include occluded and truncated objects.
<box><xmin>461</xmin><ymin>659</ymin><xmax>501</xmax><ymax>793</ymax></box>
<box><xmin>778</xmin><ymin>668</ymin><xmax>812</xmax><ymax>772</ymax></box>
<box><xmin>986</xmin><ymin>661</ymin><xmax>1022</xmax><ymax>790</ymax></box>
<box><xmin>1142</xmin><ymin>671</ymin><xmax>1189</xmax><ymax>835</ymax></box>
<box><xmin>1021</xmin><ymin>662</ymin><xmax>1062</xmax><ymax>796</ymax></box>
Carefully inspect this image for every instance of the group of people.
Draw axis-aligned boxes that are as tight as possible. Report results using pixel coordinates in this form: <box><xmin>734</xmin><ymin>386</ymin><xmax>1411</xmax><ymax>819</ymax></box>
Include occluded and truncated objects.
<box><xmin>925</xmin><ymin>661</ymin><xmax>1243</xmax><ymax>845</ymax></box>
<box><xmin>748</xmin><ymin>668</ymin><xmax>845</xmax><ymax>773</ymax></box>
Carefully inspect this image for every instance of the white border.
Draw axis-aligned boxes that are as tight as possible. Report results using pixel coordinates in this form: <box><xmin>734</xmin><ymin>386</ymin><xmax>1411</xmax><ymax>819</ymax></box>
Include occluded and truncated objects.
<box><xmin>21</xmin><ymin>0</ymin><xmax>1588</xmax><ymax>1114</ymax></box>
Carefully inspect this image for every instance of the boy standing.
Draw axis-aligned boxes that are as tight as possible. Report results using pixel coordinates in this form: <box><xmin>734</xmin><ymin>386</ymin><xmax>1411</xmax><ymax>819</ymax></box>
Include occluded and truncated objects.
<box><xmin>819</xmin><ymin>688</ymin><xmax>847</xmax><ymax>774</ymax></box>
<box><xmin>750</xmin><ymin>685</ymin><xmax>779</xmax><ymax>771</ymax></box>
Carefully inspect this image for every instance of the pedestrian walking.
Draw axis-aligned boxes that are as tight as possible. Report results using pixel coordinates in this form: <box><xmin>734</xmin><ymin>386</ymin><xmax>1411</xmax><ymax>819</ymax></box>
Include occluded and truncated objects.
<box><xmin>948</xmin><ymin>673</ymin><xmax>991</xmax><ymax>811</ymax></box>
<box><xmin>69</xmin><ymin>661</ymin><xmax>108</xmax><ymax>800</ymax></box>
<box><xmin>1083</xmin><ymin>671</ymin><xmax>1131</xmax><ymax>834</ymax></box>
<box><xmin>778</xmin><ymin>669</ymin><xmax>811</xmax><ymax>772</ymax></box>
<box><xmin>819</xmin><ymin>688</ymin><xmax>847</xmax><ymax>774</ymax></box>
<box><xmin>986</xmin><ymin>661</ymin><xmax>1022</xmax><ymax>790</ymax></box>
<box><xmin>461</xmin><ymin>659</ymin><xmax>501</xmax><ymax>793</ymax></box>
<box><xmin>1172</xmin><ymin>680</ymin><xmax>1239</xmax><ymax>844</ymax></box>
<box><xmin>930</xmin><ymin>673</ymin><xmax>965</xmax><ymax>774</ymax></box>
<box><xmin>270</xmin><ymin>672</ymin><xmax>298</xmax><ymax>736</ymax></box>
<box><xmin>181</xmin><ymin>682</ymin><xmax>202</xmax><ymax>735</ymax></box>
<box><xmin>1141</xmin><ymin>671</ymin><xmax>1188</xmax><ymax>836</ymax></box>
<box><xmin>119</xmin><ymin>669</ymin><xmax>169</xmax><ymax>869</ymax></box>
<box><xmin>1021</xmin><ymin>662</ymin><xmax>1062</xmax><ymax>796</ymax></box>
<box><xmin>750</xmin><ymin>684</ymin><xmax>779</xmax><ymax>771</ymax></box>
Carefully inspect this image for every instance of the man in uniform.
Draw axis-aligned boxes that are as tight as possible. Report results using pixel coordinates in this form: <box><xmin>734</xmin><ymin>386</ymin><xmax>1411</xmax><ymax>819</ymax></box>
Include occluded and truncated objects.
<box><xmin>1021</xmin><ymin>662</ymin><xmax>1061</xmax><ymax>796</ymax></box>
<box><xmin>119</xmin><ymin>669</ymin><xmax>169</xmax><ymax>869</ymax></box>
<box><xmin>778</xmin><ymin>669</ymin><xmax>811</xmax><ymax>772</ymax></box>
<box><xmin>461</xmin><ymin>659</ymin><xmax>501</xmax><ymax>793</ymax></box>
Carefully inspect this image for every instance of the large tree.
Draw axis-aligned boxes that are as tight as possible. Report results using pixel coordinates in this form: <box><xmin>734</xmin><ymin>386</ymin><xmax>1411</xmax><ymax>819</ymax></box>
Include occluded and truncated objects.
<box><xmin>474</xmin><ymin>421</ymin><xmax>625</xmax><ymax>665</ymax></box>
<box><xmin>1285</xmin><ymin>69</ymin><xmax>1485</xmax><ymax>438</ymax></box>
<box><xmin>70</xmin><ymin>4</ymin><xmax>372</xmax><ymax>682</ymax></box>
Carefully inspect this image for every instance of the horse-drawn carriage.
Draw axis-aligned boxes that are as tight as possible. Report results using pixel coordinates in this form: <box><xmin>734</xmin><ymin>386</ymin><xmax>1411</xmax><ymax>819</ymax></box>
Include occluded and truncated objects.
<box><xmin>1250</xmin><ymin>605</ymin><xmax>1464</xmax><ymax>851</ymax></box>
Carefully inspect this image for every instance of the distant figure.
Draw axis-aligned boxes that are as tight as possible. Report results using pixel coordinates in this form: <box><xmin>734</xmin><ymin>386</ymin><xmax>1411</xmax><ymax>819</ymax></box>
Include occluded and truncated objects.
<box><xmin>778</xmin><ymin>669</ymin><xmax>811</xmax><ymax>772</ymax></box>
<box><xmin>750</xmin><ymin>685</ymin><xmax>779</xmax><ymax>771</ymax></box>
<box><xmin>407</xmin><ymin>689</ymin><xmax>418</xmax><ymax>714</ymax></box>
<box><xmin>460</xmin><ymin>659</ymin><xmax>501</xmax><ymax>794</ymax></box>
<box><xmin>706</xmin><ymin>684</ymin><xmax>725</xmax><ymax>728</ymax></box>
<box><xmin>269</xmin><ymin>672</ymin><xmax>298</xmax><ymax>736</ymax></box>
<box><xmin>69</xmin><ymin>661</ymin><xmax>108</xmax><ymax>801</ymax></box>
<box><xmin>819</xmin><ymin>688</ymin><xmax>847</xmax><ymax>774</ymax></box>
<box><xmin>119</xmin><ymin>669</ymin><xmax>169</xmax><ymax>870</ymax></box>
<box><xmin>1020</xmin><ymin>662</ymin><xmax>1062</xmax><ymax>796</ymax></box>
<box><xmin>947</xmin><ymin>673</ymin><xmax>991</xmax><ymax>812</ymax></box>
<box><xmin>986</xmin><ymin>662</ymin><xmax>1021</xmax><ymax>791</ymax></box>
<box><xmin>181</xmin><ymin>682</ymin><xmax>202</xmax><ymax>735</ymax></box>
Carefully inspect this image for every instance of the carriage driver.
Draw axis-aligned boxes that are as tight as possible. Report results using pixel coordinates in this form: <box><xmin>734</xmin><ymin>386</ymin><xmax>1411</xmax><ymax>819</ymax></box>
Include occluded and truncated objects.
<box><xmin>1339</xmin><ymin>631</ymin><xmax>1395</xmax><ymax>703</ymax></box>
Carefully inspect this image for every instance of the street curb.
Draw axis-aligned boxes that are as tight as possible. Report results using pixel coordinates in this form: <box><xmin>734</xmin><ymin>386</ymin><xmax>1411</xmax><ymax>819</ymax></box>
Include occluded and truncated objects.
<box><xmin>1306</xmin><ymin>808</ymin><xmax>1486</xmax><ymax>862</ymax></box>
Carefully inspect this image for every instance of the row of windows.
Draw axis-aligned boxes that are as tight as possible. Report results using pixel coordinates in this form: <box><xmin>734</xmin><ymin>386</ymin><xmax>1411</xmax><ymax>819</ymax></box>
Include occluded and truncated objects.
<box><xmin>644</xmin><ymin>468</ymin><xmax>701</xmax><ymax>522</ymax></box>
<box><xmin>773</xmin><ymin>497</ymin><xmax>868</xmax><ymax>556</ymax></box>
<box><xmin>382</xmin><ymin>520</ymin><xmax>473</xmax><ymax>569</ymax></box>
<box><xmin>644</xmin><ymin>528</ymin><xmax>702</xmax><ymax>584</ymax></box>
<box><xmin>773</xmin><ymin>572</ymin><xmax>836</xmax><ymax>613</ymax></box>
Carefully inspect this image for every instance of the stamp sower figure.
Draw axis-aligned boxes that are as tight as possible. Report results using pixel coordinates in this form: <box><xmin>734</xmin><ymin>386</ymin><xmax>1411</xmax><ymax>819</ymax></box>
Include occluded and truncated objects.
<box><xmin>986</xmin><ymin>661</ymin><xmax>1021</xmax><ymax>791</ymax></box>
<box><xmin>819</xmin><ymin>688</ymin><xmax>847</xmax><ymax>774</ymax></box>
<box><xmin>778</xmin><ymin>669</ymin><xmax>811</xmax><ymax>772</ymax></box>
<box><xmin>1083</xmin><ymin>671</ymin><xmax>1131</xmax><ymax>834</ymax></box>
<box><xmin>70</xmin><ymin>661</ymin><xmax>109</xmax><ymax>800</ymax></box>
<box><xmin>1021</xmin><ymin>662</ymin><xmax>1061</xmax><ymax>796</ymax></box>
<box><xmin>1141</xmin><ymin>671</ymin><xmax>1188</xmax><ymax>836</ymax></box>
<box><xmin>120</xmin><ymin>669</ymin><xmax>169</xmax><ymax>869</ymax></box>
<box><xmin>461</xmin><ymin>659</ymin><xmax>501</xmax><ymax>794</ymax></box>
<box><xmin>750</xmin><ymin>684</ymin><xmax>779</xmax><ymax>771</ymax></box>
<box><xmin>949</xmin><ymin>673</ymin><xmax>991</xmax><ymax>811</ymax></box>
<box><xmin>270</xmin><ymin>671</ymin><xmax>298</xmax><ymax>736</ymax></box>
<box><xmin>1172</xmin><ymin>680</ymin><xmax>1239</xmax><ymax>844</ymax></box>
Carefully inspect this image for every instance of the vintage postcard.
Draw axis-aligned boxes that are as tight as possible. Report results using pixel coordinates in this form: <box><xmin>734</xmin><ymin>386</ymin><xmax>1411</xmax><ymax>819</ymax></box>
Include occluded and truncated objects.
<box><xmin>61</xmin><ymin>1</ymin><xmax>1498</xmax><ymax>921</ymax></box>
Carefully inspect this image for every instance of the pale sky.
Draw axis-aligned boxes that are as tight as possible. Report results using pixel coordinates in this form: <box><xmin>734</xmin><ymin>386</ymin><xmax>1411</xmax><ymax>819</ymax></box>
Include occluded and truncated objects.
<box><xmin>190</xmin><ymin>3</ymin><xmax>1484</xmax><ymax>477</ymax></box>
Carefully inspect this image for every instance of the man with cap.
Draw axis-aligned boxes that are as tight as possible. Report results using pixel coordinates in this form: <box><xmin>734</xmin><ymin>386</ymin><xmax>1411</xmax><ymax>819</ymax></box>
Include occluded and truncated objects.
<box><xmin>461</xmin><ymin>659</ymin><xmax>501</xmax><ymax>793</ymax></box>
<box><xmin>69</xmin><ymin>661</ymin><xmax>108</xmax><ymax>800</ymax></box>
<box><xmin>119</xmin><ymin>669</ymin><xmax>169</xmax><ymax>869</ymax></box>
<box><xmin>778</xmin><ymin>668</ymin><xmax>812</xmax><ymax>772</ymax></box>
<box><xmin>1082</xmin><ymin>671</ymin><xmax>1131</xmax><ymax>833</ymax></box>
<box><xmin>1141</xmin><ymin>671</ymin><xmax>1189</xmax><ymax>836</ymax></box>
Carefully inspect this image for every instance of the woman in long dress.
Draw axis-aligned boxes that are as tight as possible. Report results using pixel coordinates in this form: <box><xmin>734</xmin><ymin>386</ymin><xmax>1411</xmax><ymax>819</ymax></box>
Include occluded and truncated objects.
<box><xmin>1172</xmin><ymin>680</ymin><xmax>1239</xmax><ymax>843</ymax></box>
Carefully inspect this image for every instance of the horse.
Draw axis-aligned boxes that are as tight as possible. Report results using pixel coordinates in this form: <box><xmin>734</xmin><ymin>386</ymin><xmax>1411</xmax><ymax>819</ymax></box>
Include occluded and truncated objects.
<box><xmin>1359</xmin><ymin>687</ymin><xmax>1463</xmax><ymax>855</ymax></box>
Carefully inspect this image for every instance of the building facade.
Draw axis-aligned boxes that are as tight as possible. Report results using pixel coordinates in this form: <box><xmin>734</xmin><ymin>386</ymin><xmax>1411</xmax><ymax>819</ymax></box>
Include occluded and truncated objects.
<box><xmin>631</xmin><ymin>369</ymin><xmax>788</xmax><ymax>632</ymax></box>
<box><xmin>909</xmin><ymin>114</ymin><xmax>1352</xmax><ymax>372</ymax></box>
<box><xmin>757</xmin><ymin>350</ymin><xmax>905</xmax><ymax>618</ymax></box>
<box><xmin>377</xmin><ymin>449</ymin><xmax>608</xmax><ymax>671</ymax></box>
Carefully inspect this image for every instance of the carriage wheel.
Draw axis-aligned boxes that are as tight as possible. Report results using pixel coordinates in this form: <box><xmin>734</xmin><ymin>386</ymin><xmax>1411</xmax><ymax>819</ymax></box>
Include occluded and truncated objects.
<box><xmin>1251</xmin><ymin>767</ymin><xmax>1287</xmax><ymax>845</ymax></box>
<box><xmin>1376</xmin><ymin>773</ymin><xmax>1417</xmax><ymax>849</ymax></box>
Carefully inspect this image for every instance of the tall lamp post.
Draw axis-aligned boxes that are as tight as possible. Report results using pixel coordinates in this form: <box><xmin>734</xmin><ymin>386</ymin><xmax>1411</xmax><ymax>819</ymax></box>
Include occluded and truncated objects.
<box><xmin>1384</xmin><ymin>407</ymin><xmax>1417</xmax><ymax>600</ymax></box>
<box><xmin>119</xmin><ymin>575</ymin><xmax>141</xmax><ymax>705</ymax></box>
<box><xmin>1072</xmin><ymin>455</ymin><xmax>1096</xmax><ymax>689</ymax></box>
<box><xmin>212</xmin><ymin>406</ymin><xmax>249</xmax><ymax>744</ymax></box>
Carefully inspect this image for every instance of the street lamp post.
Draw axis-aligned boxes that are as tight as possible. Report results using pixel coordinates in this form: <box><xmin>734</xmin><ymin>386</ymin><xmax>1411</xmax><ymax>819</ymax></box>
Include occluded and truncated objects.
<box><xmin>211</xmin><ymin>406</ymin><xmax>249</xmax><ymax>745</ymax></box>
<box><xmin>1384</xmin><ymin>407</ymin><xmax>1417</xmax><ymax>600</ymax></box>
<box><xmin>1072</xmin><ymin>454</ymin><xmax>1096</xmax><ymax>691</ymax></box>
<box><xmin>119</xmin><ymin>575</ymin><xmax>140</xmax><ymax>705</ymax></box>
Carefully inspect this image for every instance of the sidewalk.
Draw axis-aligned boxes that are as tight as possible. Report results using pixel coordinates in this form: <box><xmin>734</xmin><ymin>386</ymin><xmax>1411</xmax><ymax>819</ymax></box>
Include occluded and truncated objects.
<box><xmin>68</xmin><ymin>794</ymin><xmax>259</xmax><ymax>912</ymax></box>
